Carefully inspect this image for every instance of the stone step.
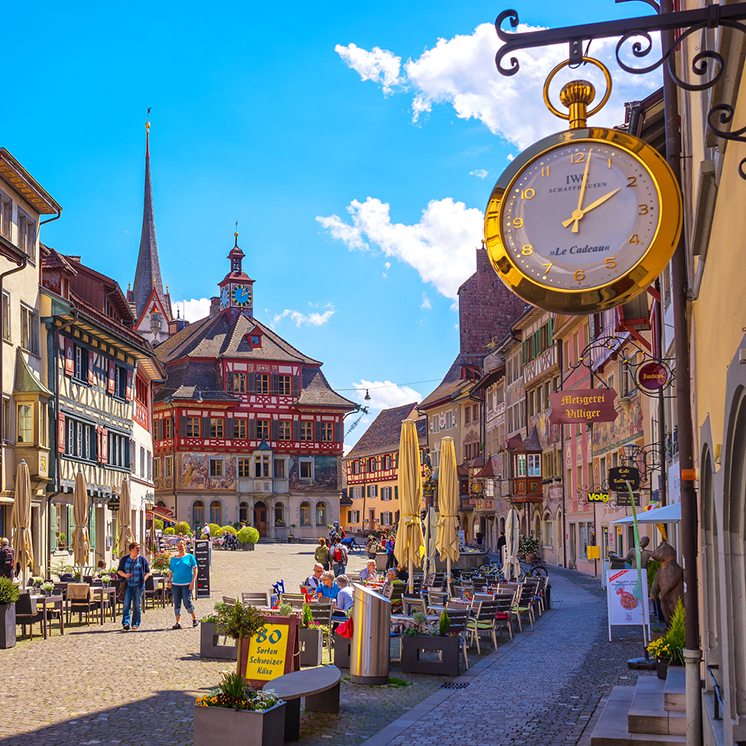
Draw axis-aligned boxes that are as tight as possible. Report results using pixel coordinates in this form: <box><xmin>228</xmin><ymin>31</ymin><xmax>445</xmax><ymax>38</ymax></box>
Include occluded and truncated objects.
<box><xmin>628</xmin><ymin>676</ymin><xmax>686</xmax><ymax>736</ymax></box>
<box><xmin>664</xmin><ymin>666</ymin><xmax>686</xmax><ymax>712</ymax></box>
<box><xmin>590</xmin><ymin>687</ymin><xmax>686</xmax><ymax>746</ymax></box>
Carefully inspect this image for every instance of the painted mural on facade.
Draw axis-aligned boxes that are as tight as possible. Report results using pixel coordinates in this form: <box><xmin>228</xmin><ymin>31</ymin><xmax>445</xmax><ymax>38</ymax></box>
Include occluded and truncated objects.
<box><xmin>591</xmin><ymin>400</ymin><xmax>644</xmax><ymax>456</ymax></box>
<box><xmin>179</xmin><ymin>453</ymin><xmax>237</xmax><ymax>491</ymax></box>
<box><xmin>289</xmin><ymin>455</ymin><xmax>338</xmax><ymax>491</ymax></box>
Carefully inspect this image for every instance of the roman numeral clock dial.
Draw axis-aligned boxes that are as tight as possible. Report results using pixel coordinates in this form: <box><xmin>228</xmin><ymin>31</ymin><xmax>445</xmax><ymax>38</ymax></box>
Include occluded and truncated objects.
<box><xmin>484</xmin><ymin>131</ymin><xmax>682</xmax><ymax>314</ymax></box>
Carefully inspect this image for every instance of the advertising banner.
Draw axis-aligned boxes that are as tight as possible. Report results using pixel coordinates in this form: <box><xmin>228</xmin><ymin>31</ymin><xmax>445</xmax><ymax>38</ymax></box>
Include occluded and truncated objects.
<box><xmin>549</xmin><ymin>389</ymin><xmax>618</xmax><ymax>425</ymax></box>
<box><xmin>606</xmin><ymin>568</ymin><xmax>650</xmax><ymax>640</ymax></box>
<box><xmin>245</xmin><ymin>623</ymin><xmax>290</xmax><ymax>681</ymax></box>
<box><xmin>194</xmin><ymin>538</ymin><xmax>211</xmax><ymax>599</ymax></box>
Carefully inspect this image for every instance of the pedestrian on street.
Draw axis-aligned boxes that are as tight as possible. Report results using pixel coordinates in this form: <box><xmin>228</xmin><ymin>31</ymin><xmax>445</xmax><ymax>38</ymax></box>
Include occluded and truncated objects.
<box><xmin>315</xmin><ymin>538</ymin><xmax>330</xmax><ymax>570</ymax></box>
<box><xmin>331</xmin><ymin>539</ymin><xmax>347</xmax><ymax>576</ymax></box>
<box><xmin>496</xmin><ymin>531</ymin><xmax>506</xmax><ymax>567</ymax></box>
<box><xmin>117</xmin><ymin>541</ymin><xmax>151</xmax><ymax>631</ymax></box>
<box><xmin>385</xmin><ymin>536</ymin><xmax>396</xmax><ymax>570</ymax></box>
<box><xmin>168</xmin><ymin>540</ymin><xmax>199</xmax><ymax>629</ymax></box>
<box><xmin>0</xmin><ymin>538</ymin><xmax>14</xmax><ymax>579</ymax></box>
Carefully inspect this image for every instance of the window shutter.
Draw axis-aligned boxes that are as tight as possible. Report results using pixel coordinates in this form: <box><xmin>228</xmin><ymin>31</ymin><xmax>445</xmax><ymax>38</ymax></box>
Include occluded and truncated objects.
<box><xmin>249</xmin><ymin>417</ymin><xmax>257</xmax><ymax>440</ymax></box>
<box><xmin>293</xmin><ymin>420</ymin><xmax>301</xmax><ymax>442</ymax></box>
<box><xmin>293</xmin><ymin>375</ymin><xmax>301</xmax><ymax>396</ymax></box>
<box><xmin>179</xmin><ymin>416</ymin><xmax>187</xmax><ymax>437</ymax></box>
<box><xmin>335</xmin><ymin>422</ymin><xmax>342</xmax><ymax>443</ymax></box>
<box><xmin>107</xmin><ymin>361</ymin><xmax>116</xmax><ymax>395</ymax></box>
<box><xmin>202</xmin><ymin>416</ymin><xmax>210</xmax><ymax>437</ymax></box>
<box><xmin>100</xmin><ymin>428</ymin><xmax>109</xmax><ymax>464</ymax></box>
<box><xmin>314</xmin><ymin>421</ymin><xmax>322</xmax><ymax>441</ymax></box>
<box><xmin>87</xmin><ymin>350</ymin><xmax>95</xmax><ymax>385</ymax></box>
<box><xmin>271</xmin><ymin>373</ymin><xmax>279</xmax><ymax>396</ymax></box>
<box><xmin>226</xmin><ymin>418</ymin><xmax>235</xmax><ymax>439</ymax></box>
<box><xmin>64</xmin><ymin>339</ymin><xmax>74</xmax><ymax>376</ymax></box>
<box><xmin>247</xmin><ymin>373</ymin><xmax>256</xmax><ymax>394</ymax></box>
<box><xmin>96</xmin><ymin>426</ymin><xmax>102</xmax><ymax>462</ymax></box>
<box><xmin>125</xmin><ymin>370</ymin><xmax>134</xmax><ymax>401</ymax></box>
<box><xmin>57</xmin><ymin>412</ymin><xmax>66</xmax><ymax>453</ymax></box>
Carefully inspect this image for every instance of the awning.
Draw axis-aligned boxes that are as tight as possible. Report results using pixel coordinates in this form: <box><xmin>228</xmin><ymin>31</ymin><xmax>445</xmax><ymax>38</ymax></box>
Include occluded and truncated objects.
<box><xmin>613</xmin><ymin>502</ymin><xmax>681</xmax><ymax>525</ymax></box>
<box><xmin>146</xmin><ymin>506</ymin><xmax>175</xmax><ymax>522</ymax></box>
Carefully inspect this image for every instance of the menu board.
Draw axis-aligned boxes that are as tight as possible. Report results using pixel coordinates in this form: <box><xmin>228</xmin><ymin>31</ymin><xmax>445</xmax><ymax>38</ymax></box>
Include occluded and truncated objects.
<box><xmin>606</xmin><ymin>568</ymin><xmax>650</xmax><ymax>640</ymax></box>
<box><xmin>194</xmin><ymin>538</ymin><xmax>211</xmax><ymax>599</ymax></box>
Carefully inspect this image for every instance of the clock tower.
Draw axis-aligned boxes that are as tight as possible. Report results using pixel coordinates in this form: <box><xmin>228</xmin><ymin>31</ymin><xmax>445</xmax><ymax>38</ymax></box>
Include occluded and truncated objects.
<box><xmin>218</xmin><ymin>232</ymin><xmax>255</xmax><ymax>315</ymax></box>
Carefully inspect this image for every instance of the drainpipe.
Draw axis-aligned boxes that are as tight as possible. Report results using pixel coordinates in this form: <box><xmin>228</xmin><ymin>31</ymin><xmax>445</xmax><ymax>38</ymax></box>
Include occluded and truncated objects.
<box><xmin>558</xmin><ymin>339</ymin><xmax>568</xmax><ymax>569</ymax></box>
<box><xmin>660</xmin><ymin>1</ymin><xmax>702</xmax><ymax>742</ymax></box>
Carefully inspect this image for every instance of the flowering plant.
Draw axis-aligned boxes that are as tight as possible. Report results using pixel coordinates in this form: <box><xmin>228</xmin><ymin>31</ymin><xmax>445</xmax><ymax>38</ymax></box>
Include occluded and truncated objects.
<box><xmin>100</xmin><ymin>574</ymin><xmax>111</xmax><ymax>585</ymax></box>
<box><xmin>41</xmin><ymin>581</ymin><xmax>55</xmax><ymax>593</ymax></box>
<box><xmin>196</xmin><ymin>672</ymin><xmax>281</xmax><ymax>711</ymax></box>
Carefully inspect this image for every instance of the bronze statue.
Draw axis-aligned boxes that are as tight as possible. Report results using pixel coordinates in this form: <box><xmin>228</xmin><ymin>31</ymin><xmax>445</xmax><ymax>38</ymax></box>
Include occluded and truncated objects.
<box><xmin>650</xmin><ymin>540</ymin><xmax>684</xmax><ymax>624</ymax></box>
<box><xmin>624</xmin><ymin>535</ymin><xmax>652</xmax><ymax>569</ymax></box>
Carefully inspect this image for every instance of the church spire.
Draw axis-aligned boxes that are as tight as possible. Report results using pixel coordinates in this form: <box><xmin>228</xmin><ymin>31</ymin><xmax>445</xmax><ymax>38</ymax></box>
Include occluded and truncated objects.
<box><xmin>132</xmin><ymin>114</ymin><xmax>166</xmax><ymax>321</ymax></box>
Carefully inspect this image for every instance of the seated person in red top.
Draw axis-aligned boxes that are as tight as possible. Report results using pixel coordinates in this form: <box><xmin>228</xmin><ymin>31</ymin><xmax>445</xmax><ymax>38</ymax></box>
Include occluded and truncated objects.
<box><xmin>315</xmin><ymin>570</ymin><xmax>340</xmax><ymax>601</ymax></box>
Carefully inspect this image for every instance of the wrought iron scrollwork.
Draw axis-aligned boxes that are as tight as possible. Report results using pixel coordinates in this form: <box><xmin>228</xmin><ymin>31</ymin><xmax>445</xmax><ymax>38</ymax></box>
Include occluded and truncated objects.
<box><xmin>494</xmin><ymin>3</ymin><xmax>746</xmax><ymax>178</ymax></box>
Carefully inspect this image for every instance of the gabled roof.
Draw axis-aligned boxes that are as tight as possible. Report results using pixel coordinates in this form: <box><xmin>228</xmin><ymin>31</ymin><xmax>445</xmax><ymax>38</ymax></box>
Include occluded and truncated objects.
<box><xmin>345</xmin><ymin>403</ymin><xmax>424</xmax><ymax>460</ymax></box>
<box><xmin>0</xmin><ymin>148</ymin><xmax>61</xmax><ymax>215</ymax></box>
<box><xmin>418</xmin><ymin>355</ymin><xmax>478</xmax><ymax>411</ymax></box>
<box><xmin>296</xmin><ymin>368</ymin><xmax>357</xmax><ymax>410</ymax></box>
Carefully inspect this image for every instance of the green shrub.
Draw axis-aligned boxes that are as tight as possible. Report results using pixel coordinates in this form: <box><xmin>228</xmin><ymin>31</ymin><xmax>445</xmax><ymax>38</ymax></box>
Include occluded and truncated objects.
<box><xmin>221</xmin><ymin>525</ymin><xmax>237</xmax><ymax>536</ymax></box>
<box><xmin>151</xmin><ymin>552</ymin><xmax>171</xmax><ymax>573</ymax></box>
<box><xmin>301</xmin><ymin>603</ymin><xmax>313</xmax><ymax>627</ymax></box>
<box><xmin>58</xmin><ymin>532</ymin><xmax>66</xmax><ymax>544</ymax></box>
<box><xmin>0</xmin><ymin>577</ymin><xmax>20</xmax><ymax>605</ymax></box>
<box><xmin>174</xmin><ymin>521</ymin><xmax>192</xmax><ymax>535</ymax></box>
<box><xmin>666</xmin><ymin>599</ymin><xmax>686</xmax><ymax>666</ymax></box>
<box><xmin>164</xmin><ymin>527</ymin><xmax>175</xmax><ymax>535</ymax></box>
<box><xmin>154</xmin><ymin>519</ymin><xmax>164</xmax><ymax>531</ymax></box>
<box><xmin>207</xmin><ymin>523</ymin><xmax>223</xmax><ymax>538</ymax></box>
<box><xmin>237</xmin><ymin>526</ymin><xmax>260</xmax><ymax>545</ymax></box>
<box><xmin>519</xmin><ymin>533</ymin><xmax>540</xmax><ymax>555</ymax></box>
<box><xmin>438</xmin><ymin>609</ymin><xmax>451</xmax><ymax>636</ymax></box>
<box><xmin>215</xmin><ymin>601</ymin><xmax>267</xmax><ymax>675</ymax></box>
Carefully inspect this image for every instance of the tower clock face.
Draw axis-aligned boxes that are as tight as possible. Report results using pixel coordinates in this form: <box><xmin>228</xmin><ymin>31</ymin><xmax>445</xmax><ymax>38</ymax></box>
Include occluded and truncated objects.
<box><xmin>484</xmin><ymin>129</ymin><xmax>682</xmax><ymax>314</ymax></box>
<box><xmin>231</xmin><ymin>284</ymin><xmax>252</xmax><ymax>307</ymax></box>
<box><xmin>220</xmin><ymin>285</ymin><xmax>230</xmax><ymax>307</ymax></box>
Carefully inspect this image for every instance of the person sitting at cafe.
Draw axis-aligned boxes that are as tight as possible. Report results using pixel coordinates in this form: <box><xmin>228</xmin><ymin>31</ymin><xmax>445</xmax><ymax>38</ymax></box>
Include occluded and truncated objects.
<box><xmin>396</xmin><ymin>563</ymin><xmax>409</xmax><ymax>583</ymax></box>
<box><xmin>381</xmin><ymin>567</ymin><xmax>400</xmax><ymax>595</ymax></box>
<box><xmin>316</xmin><ymin>570</ymin><xmax>340</xmax><ymax>602</ymax></box>
<box><xmin>334</xmin><ymin>575</ymin><xmax>354</xmax><ymax>617</ymax></box>
<box><xmin>360</xmin><ymin>559</ymin><xmax>378</xmax><ymax>584</ymax></box>
<box><xmin>305</xmin><ymin>563</ymin><xmax>324</xmax><ymax>591</ymax></box>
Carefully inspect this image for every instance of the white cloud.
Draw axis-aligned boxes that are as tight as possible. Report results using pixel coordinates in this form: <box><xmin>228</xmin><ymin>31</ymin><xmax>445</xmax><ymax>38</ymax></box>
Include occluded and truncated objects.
<box><xmin>317</xmin><ymin>197</ymin><xmax>482</xmax><ymax>300</ymax></box>
<box><xmin>420</xmin><ymin>293</ymin><xmax>432</xmax><ymax>310</ymax></box>
<box><xmin>273</xmin><ymin>303</ymin><xmax>335</xmax><ymax>327</ymax></box>
<box><xmin>470</xmin><ymin>168</ymin><xmax>489</xmax><ymax>180</ymax></box>
<box><xmin>177</xmin><ymin>297</ymin><xmax>211</xmax><ymax>322</ymax></box>
<box><xmin>338</xmin><ymin>23</ymin><xmax>659</xmax><ymax>150</ymax></box>
<box><xmin>353</xmin><ymin>379</ymin><xmax>422</xmax><ymax>412</ymax></box>
<box><xmin>334</xmin><ymin>43</ymin><xmax>403</xmax><ymax>95</ymax></box>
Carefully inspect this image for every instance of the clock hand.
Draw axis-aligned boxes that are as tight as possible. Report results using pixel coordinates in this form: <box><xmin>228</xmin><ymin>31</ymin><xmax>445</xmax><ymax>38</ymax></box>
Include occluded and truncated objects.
<box><xmin>561</xmin><ymin>187</ymin><xmax>620</xmax><ymax>229</ymax></box>
<box><xmin>564</xmin><ymin>150</ymin><xmax>593</xmax><ymax>234</ymax></box>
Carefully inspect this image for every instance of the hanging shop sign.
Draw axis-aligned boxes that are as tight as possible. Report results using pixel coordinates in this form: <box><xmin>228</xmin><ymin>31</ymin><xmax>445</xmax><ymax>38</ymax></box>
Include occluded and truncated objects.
<box><xmin>636</xmin><ymin>361</ymin><xmax>670</xmax><ymax>391</ymax></box>
<box><xmin>615</xmin><ymin>491</ymin><xmax>641</xmax><ymax>508</ymax></box>
<box><xmin>587</xmin><ymin>491</ymin><xmax>610</xmax><ymax>503</ymax></box>
<box><xmin>608</xmin><ymin>466</ymin><xmax>640</xmax><ymax>491</ymax></box>
<box><xmin>549</xmin><ymin>389</ymin><xmax>618</xmax><ymax>425</ymax></box>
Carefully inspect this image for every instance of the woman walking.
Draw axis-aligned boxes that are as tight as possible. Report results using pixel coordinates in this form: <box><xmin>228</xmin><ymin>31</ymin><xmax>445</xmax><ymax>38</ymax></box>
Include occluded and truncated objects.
<box><xmin>168</xmin><ymin>540</ymin><xmax>199</xmax><ymax>629</ymax></box>
<box><xmin>314</xmin><ymin>538</ymin><xmax>330</xmax><ymax>571</ymax></box>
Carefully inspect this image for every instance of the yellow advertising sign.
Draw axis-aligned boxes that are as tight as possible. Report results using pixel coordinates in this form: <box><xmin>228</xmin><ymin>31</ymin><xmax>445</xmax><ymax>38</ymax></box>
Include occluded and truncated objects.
<box><xmin>586</xmin><ymin>545</ymin><xmax>601</xmax><ymax>560</ymax></box>
<box><xmin>245</xmin><ymin>623</ymin><xmax>290</xmax><ymax>681</ymax></box>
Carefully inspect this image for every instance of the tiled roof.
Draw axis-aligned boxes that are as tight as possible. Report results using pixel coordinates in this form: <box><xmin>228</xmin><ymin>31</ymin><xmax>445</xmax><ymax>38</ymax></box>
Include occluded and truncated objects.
<box><xmin>418</xmin><ymin>355</ymin><xmax>479</xmax><ymax>410</ymax></box>
<box><xmin>296</xmin><ymin>368</ymin><xmax>357</xmax><ymax>410</ymax></box>
<box><xmin>153</xmin><ymin>360</ymin><xmax>238</xmax><ymax>403</ymax></box>
<box><xmin>345</xmin><ymin>403</ymin><xmax>425</xmax><ymax>460</ymax></box>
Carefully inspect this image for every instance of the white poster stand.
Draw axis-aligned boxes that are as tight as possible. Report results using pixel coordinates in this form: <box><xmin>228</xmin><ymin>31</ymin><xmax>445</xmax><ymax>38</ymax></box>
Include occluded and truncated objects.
<box><xmin>606</xmin><ymin>568</ymin><xmax>650</xmax><ymax>640</ymax></box>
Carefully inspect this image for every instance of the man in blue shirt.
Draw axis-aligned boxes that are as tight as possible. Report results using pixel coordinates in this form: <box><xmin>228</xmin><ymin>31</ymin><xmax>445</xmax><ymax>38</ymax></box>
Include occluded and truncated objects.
<box><xmin>315</xmin><ymin>571</ymin><xmax>340</xmax><ymax>601</ymax></box>
<box><xmin>334</xmin><ymin>575</ymin><xmax>354</xmax><ymax>619</ymax></box>
<box><xmin>117</xmin><ymin>542</ymin><xmax>151</xmax><ymax>631</ymax></box>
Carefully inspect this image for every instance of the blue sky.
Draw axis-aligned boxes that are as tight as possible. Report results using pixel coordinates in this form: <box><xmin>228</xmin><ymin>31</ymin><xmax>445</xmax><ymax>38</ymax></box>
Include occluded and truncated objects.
<box><xmin>6</xmin><ymin>1</ymin><xmax>658</xmax><ymax>448</ymax></box>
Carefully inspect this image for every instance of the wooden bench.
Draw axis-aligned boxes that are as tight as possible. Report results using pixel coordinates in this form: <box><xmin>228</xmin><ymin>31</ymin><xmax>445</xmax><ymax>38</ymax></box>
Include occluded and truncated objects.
<box><xmin>269</xmin><ymin>665</ymin><xmax>341</xmax><ymax>742</ymax></box>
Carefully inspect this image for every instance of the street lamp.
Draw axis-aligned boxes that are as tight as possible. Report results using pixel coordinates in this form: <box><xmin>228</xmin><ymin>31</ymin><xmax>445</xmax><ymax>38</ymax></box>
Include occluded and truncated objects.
<box><xmin>164</xmin><ymin>395</ymin><xmax>178</xmax><ymax>521</ymax></box>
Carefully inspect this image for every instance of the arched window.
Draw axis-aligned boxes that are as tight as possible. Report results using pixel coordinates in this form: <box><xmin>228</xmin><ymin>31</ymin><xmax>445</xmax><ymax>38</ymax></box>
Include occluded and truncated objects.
<box><xmin>300</xmin><ymin>501</ymin><xmax>311</xmax><ymax>527</ymax></box>
<box><xmin>239</xmin><ymin>501</ymin><xmax>249</xmax><ymax>523</ymax></box>
<box><xmin>274</xmin><ymin>502</ymin><xmax>284</xmax><ymax>526</ymax></box>
<box><xmin>543</xmin><ymin>511</ymin><xmax>553</xmax><ymax>548</ymax></box>
<box><xmin>193</xmin><ymin>500</ymin><xmax>205</xmax><ymax>526</ymax></box>
<box><xmin>533</xmin><ymin>512</ymin><xmax>541</xmax><ymax>540</ymax></box>
<box><xmin>316</xmin><ymin>501</ymin><xmax>327</xmax><ymax>527</ymax></box>
<box><xmin>209</xmin><ymin>500</ymin><xmax>222</xmax><ymax>525</ymax></box>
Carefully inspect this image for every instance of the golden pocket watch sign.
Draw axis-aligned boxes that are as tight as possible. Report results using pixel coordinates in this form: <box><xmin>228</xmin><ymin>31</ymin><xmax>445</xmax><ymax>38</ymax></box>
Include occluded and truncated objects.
<box><xmin>485</xmin><ymin>58</ymin><xmax>682</xmax><ymax>314</ymax></box>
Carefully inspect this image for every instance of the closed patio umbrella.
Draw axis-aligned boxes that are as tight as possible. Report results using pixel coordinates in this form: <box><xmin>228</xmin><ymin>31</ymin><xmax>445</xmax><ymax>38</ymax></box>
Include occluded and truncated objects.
<box><xmin>394</xmin><ymin>418</ymin><xmax>425</xmax><ymax>593</ymax></box>
<box><xmin>11</xmin><ymin>460</ymin><xmax>33</xmax><ymax>584</ymax></box>
<box><xmin>503</xmin><ymin>507</ymin><xmax>521</xmax><ymax>581</ymax></box>
<box><xmin>72</xmin><ymin>471</ymin><xmax>90</xmax><ymax>567</ymax></box>
<box><xmin>435</xmin><ymin>437</ymin><xmax>460</xmax><ymax>584</ymax></box>
<box><xmin>422</xmin><ymin>507</ymin><xmax>438</xmax><ymax>577</ymax></box>
<box><xmin>118</xmin><ymin>478</ymin><xmax>134</xmax><ymax>555</ymax></box>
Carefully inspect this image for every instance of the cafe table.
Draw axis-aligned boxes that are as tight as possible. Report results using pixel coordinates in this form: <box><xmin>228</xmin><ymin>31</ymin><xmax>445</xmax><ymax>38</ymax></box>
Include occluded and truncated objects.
<box><xmin>91</xmin><ymin>586</ymin><xmax>117</xmax><ymax>624</ymax></box>
<box><xmin>29</xmin><ymin>594</ymin><xmax>65</xmax><ymax>638</ymax></box>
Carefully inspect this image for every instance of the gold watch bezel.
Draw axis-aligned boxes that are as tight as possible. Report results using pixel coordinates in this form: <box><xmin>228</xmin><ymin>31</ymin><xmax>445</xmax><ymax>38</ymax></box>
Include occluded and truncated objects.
<box><xmin>484</xmin><ymin>127</ymin><xmax>682</xmax><ymax>315</ymax></box>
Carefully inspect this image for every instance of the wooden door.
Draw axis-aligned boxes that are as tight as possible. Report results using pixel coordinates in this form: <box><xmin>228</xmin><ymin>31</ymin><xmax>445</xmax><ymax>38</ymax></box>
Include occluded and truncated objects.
<box><xmin>254</xmin><ymin>502</ymin><xmax>268</xmax><ymax>536</ymax></box>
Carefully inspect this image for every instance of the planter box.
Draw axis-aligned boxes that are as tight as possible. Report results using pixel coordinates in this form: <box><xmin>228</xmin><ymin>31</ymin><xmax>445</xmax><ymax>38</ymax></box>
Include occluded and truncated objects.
<box><xmin>299</xmin><ymin>627</ymin><xmax>323</xmax><ymax>667</ymax></box>
<box><xmin>200</xmin><ymin>621</ymin><xmax>236</xmax><ymax>660</ymax></box>
<box><xmin>194</xmin><ymin>701</ymin><xmax>285</xmax><ymax>746</ymax></box>
<box><xmin>0</xmin><ymin>604</ymin><xmax>15</xmax><ymax>649</ymax></box>
<box><xmin>401</xmin><ymin>635</ymin><xmax>460</xmax><ymax>676</ymax></box>
<box><xmin>334</xmin><ymin>634</ymin><xmax>351</xmax><ymax>669</ymax></box>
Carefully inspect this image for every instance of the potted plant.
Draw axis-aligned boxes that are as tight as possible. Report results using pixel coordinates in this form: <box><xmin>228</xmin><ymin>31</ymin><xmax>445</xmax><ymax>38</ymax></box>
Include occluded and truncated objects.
<box><xmin>151</xmin><ymin>552</ymin><xmax>171</xmax><ymax>574</ymax></box>
<box><xmin>41</xmin><ymin>581</ymin><xmax>55</xmax><ymax>597</ymax></box>
<box><xmin>0</xmin><ymin>577</ymin><xmax>20</xmax><ymax>648</ymax></box>
<box><xmin>519</xmin><ymin>533</ymin><xmax>540</xmax><ymax>563</ymax></box>
<box><xmin>236</xmin><ymin>526</ymin><xmax>259</xmax><ymax>551</ymax></box>
<box><xmin>200</xmin><ymin>604</ymin><xmax>237</xmax><ymax>660</ymax></box>
<box><xmin>215</xmin><ymin>600</ymin><xmax>267</xmax><ymax>676</ymax></box>
<box><xmin>287</xmin><ymin>524</ymin><xmax>297</xmax><ymax>544</ymax></box>
<box><xmin>194</xmin><ymin>671</ymin><xmax>285</xmax><ymax>746</ymax></box>
<box><xmin>57</xmin><ymin>532</ymin><xmax>66</xmax><ymax>549</ymax></box>
<box><xmin>401</xmin><ymin>610</ymin><xmax>460</xmax><ymax>676</ymax></box>
<box><xmin>298</xmin><ymin>603</ymin><xmax>323</xmax><ymax>667</ymax></box>
<box><xmin>100</xmin><ymin>574</ymin><xmax>111</xmax><ymax>587</ymax></box>
<box><xmin>647</xmin><ymin>599</ymin><xmax>685</xmax><ymax>679</ymax></box>
<box><xmin>30</xmin><ymin>575</ymin><xmax>43</xmax><ymax>590</ymax></box>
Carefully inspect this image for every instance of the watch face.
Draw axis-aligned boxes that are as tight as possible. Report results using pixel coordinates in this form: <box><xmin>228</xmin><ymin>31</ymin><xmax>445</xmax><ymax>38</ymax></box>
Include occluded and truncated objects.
<box><xmin>231</xmin><ymin>285</ymin><xmax>252</xmax><ymax>307</ymax></box>
<box><xmin>485</xmin><ymin>129</ymin><xmax>682</xmax><ymax>314</ymax></box>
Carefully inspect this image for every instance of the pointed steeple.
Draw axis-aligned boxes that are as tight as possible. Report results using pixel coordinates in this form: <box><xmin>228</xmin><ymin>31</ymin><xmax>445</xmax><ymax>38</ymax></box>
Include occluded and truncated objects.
<box><xmin>133</xmin><ymin>118</ymin><xmax>166</xmax><ymax>321</ymax></box>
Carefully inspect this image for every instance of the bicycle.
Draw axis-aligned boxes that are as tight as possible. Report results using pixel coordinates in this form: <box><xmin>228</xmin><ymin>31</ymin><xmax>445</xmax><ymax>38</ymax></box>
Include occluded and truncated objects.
<box><xmin>519</xmin><ymin>556</ymin><xmax>548</xmax><ymax>578</ymax></box>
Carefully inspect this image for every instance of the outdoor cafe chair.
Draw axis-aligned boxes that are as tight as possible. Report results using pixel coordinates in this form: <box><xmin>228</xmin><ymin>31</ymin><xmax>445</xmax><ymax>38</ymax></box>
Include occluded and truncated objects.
<box><xmin>472</xmin><ymin>577</ymin><xmax>488</xmax><ymax>591</ymax></box>
<box><xmin>426</xmin><ymin>588</ymin><xmax>448</xmax><ymax>610</ymax></box>
<box><xmin>242</xmin><ymin>591</ymin><xmax>270</xmax><ymax>608</ymax></box>
<box><xmin>452</xmin><ymin>584</ymin><xmax>474</xmax><ymax>600</ymax></box>
<box><xmin>512</xmin><ymin>584</ymin><xmax>535</xmax><ymax>631</ymax></box>
<box><xmin>522</xmin><ymin>578</ymin><xmax>542</xmax><ymax>617</ymax></box>
<box><xmin>281</xmin><ymin>594</ymin><xmax>306</xmax><ymax>610</ymax></box>
<box><xmin>16</xmin><ymin>594</ymin><xmax>44</xmax><ymax>639</ymax></box>
<box><xmin>494</xmin><ymin>594</ymin><xmax>514</xmax><ymax>640</ymax></box>
<box><xmin>446</xmin><ymin>599</ymin><xmax>471</xmax><ymax>611</ymax></box>
<box><xmin>472</xmin><ymin>592</ymin><xmax>496</xmax><ymax>603</ymax></box>
<box><xmin>444</xmin><ymin>609</ymin><xmax>470</xmax><ymax>670</ymax></box>
<box><xmin>66</xmin><ymin>583</ymin><xmax>97</xmax><ymax>626</ymax></box>
<box><xmin>401</xmin><ymin>595</ymin><xmax>426</xmax><ymax>616</ymax></box>
<box><xmin>466</xmin><ymin>600</ymin><xmax>499</xmax><ymax>654</ymax></box>
<box><xmin>308</xmin><ymin>602</ymin><xmax>334</xmax><ymax>658</ymax></box>
<box><xmin>383</xmin><ymin>582</ymin><xmax>405</xmax><ymax>613</ymax></box>
<box><xmin>143</xmin><ymin>575</ymin><xmax>161</xmax><ymax>610</ymax></box>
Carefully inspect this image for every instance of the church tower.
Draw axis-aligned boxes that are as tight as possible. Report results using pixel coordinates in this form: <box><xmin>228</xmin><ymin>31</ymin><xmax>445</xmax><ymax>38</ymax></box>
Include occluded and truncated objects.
<box><xmin>218</xmin><ymin>232</ymin><xmax>255</xmax><ymax>316</ymax></box>
<box><xmin>130</xmin><ymin>118</ymin><xmax>177</xmax><ymax>345</ymax></box>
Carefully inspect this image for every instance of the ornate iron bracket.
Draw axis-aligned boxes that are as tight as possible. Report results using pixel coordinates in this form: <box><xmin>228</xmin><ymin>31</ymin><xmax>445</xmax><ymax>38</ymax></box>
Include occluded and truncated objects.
<box><xmin>494</xmin><ymin>2</ymin><xmax>746</xmax><ymax>178</ymax></box>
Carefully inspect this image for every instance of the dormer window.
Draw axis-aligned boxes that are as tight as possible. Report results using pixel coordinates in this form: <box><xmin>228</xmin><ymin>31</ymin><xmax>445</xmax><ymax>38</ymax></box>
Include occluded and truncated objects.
<box><xmin>251</xmin><ymin>334</ymin><xmax>260</xmax><ymax>346</ymax></box>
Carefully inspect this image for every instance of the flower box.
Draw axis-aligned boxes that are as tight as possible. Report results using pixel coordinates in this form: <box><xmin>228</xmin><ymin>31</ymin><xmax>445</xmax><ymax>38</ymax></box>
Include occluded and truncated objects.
<box><xmin>0</xmin><ymin>604</ymin><xmax>15</xmax><ymax>649</ymax></box>
<box><xmin>299</xmin><ymin>627</ymin><xmax>323</xmax><ymax>667</ymax></box>
<box><xmin>194</xmin><ymin>701</ymin><xmax>285</xmax><ymax>746</ymax></box>
<box><xmin>334</xmin><ymin>634</ymin><xmax>350</xmax><ymax>669</ymax></box>
<box><xmin>200</xmin><ymin>621</ymin><xmax>237</xmax><ymax>660</ymax></box>
<box><xmin>401</xmin><ymin>635</ymin><xmax>460</xmax><ymax>676</ymax></box>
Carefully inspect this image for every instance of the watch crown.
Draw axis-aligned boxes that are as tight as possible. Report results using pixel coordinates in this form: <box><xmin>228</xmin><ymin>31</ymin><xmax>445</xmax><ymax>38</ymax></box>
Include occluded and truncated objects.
<box><xmin>559</xmin><ymin>80</ymin><xmax>595</xmax><ymax>129</ymax></box>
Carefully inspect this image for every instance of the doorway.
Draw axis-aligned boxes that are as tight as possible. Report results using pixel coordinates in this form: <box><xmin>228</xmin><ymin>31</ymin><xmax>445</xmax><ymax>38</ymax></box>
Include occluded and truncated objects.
<box><xmin>253</xmin><ymin>501</ymin><xmax>268</xmax><ymax>536</ymax></box>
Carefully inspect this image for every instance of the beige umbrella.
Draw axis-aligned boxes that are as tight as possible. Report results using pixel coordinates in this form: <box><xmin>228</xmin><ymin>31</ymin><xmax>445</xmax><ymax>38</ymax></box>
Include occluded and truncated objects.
<box><xmin>503</xmin><ymin>507</ymin><xmax>521</xmax><ymax>581</ymax></box>
<box><xmin>118</xmin><ymin>478</ymin><xmax>134</xmax><ymax>555</ymax></box>
<box><xmin>72</xmin><ymin>471</ymin><xmax>90</xmax><ymax>567</ymax></box>
<box><xmin>10</xmin><ymin>460</ymin><xmax>33</xmax><ymax>583</ymax></box>
<box><xmin>435</xmin><ymin>437</ymin><xmax>460</xmax><ymax>584</ymax></box>
<box><xmin>393</xmin><ymin>418</ymin><xmax>425</xmax><ymax>593</ymax></box>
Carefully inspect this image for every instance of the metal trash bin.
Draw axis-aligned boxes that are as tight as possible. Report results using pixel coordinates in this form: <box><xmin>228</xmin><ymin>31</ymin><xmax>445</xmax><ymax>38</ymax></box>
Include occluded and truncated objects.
<box><xmin>350</xmin><ymin>584</ymin><xmax>390</xmax><ymax>685</ymax></box>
